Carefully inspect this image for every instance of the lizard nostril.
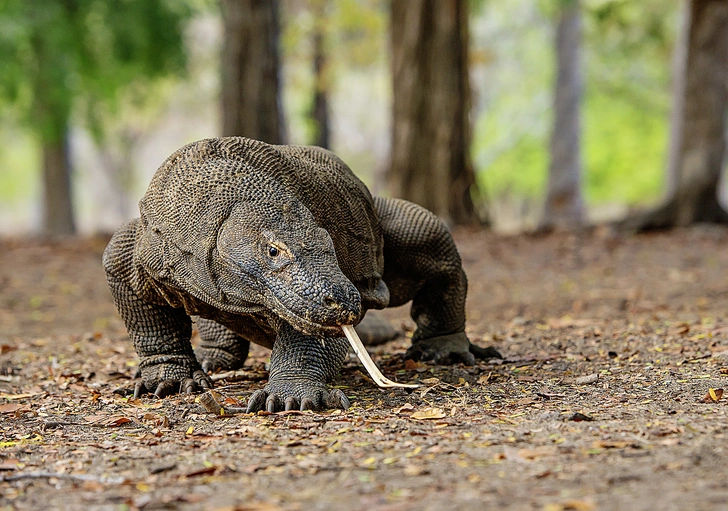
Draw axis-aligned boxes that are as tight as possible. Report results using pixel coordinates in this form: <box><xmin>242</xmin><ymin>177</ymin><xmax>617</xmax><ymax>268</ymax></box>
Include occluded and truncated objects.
<box><xmin>323</xmin><ymin>296</ymin><xmax>338</xmax><ymax>309</ymax></box>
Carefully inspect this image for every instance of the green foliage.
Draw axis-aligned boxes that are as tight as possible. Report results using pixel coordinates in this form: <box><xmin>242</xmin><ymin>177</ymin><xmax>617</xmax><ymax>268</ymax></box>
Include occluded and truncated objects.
<box><xmin>0</xmin><ymin>127</ymin><xmax>39</xmax><ymax>204</ymax></box>
<box><xmin>583</xmin><ymin>91</ymin><xmax>667</xmax><ymax>204</ymax></box>
<box><xmin>0</xmin><ymin>0</ymin><xmax>194</xmax><ymax>143</ymax></box>
<box><xmin>472</xmin><ymin>0</ymin><xmax>678</xmax><ymax>207</ymax></box>
<box><xmin>477</xmin><ymin>135</ymin><xmax>548</xmax><ymax>200</ymax></box>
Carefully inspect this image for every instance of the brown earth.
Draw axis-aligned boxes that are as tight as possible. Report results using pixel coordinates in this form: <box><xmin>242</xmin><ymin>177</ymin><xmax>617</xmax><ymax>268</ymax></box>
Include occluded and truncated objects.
<box><xmin>1</xmin><ymin>227</ymin><xmax>728</xmax><ymax>511</ymax></box>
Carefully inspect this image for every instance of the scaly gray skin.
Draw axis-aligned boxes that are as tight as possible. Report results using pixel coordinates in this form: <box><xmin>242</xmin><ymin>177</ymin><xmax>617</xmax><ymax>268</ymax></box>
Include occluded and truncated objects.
<box><xmin>102</xmin><ymin>137</ymin><xmax>501</xmax><ymax>412</ymax></box>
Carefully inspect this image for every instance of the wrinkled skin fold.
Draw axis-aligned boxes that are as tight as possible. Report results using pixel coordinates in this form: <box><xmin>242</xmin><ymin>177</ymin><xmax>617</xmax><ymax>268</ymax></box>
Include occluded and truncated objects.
<box><xmin>102</xmin><ymin>137</ymin><xmax>501</xmax><ymax>409</ymax></box>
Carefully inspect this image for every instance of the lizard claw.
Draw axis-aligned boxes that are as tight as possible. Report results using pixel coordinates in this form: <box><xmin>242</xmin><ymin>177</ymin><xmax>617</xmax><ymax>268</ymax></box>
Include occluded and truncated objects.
<box><xmin>284</xmin><ymin>396</ymin><xmax>298</xmax><ymax>411</ymax></box>
<box><xmin>246</xmin><ymin>389</ymin><xmax>268</xmax><ymax>413</ymax></box>
<box><xmin>196</xmin><ymin>345</ymin><xmax>249</xmax><ymax>373</ymax></box>
<box><xmin>406</xmin><ymin>332</ymin><xmax>501</xmax><ymax>366</ymax></box>
<box><xmin>133</xmin><ymin>381</ymin><xmax>147</xmax><ymax>399</ymax></box>
<box><xmin>265</xmin><ymin>394</ymin><xmax>281</xmax><ymax>413</ymax></box>
<box><xmin>135</xmin><ymin>360</ymin><xmax>214</xmax><ymax>398</ymax></box>
<box><xmin>246</xmin><ymin>383</ymin><xmax>350</xmax><ymax>413</ymax></box>
<box><xmin>154</xmin><ymin>380</ymin><xmax>178</xmax><ymax>398</ymax></box>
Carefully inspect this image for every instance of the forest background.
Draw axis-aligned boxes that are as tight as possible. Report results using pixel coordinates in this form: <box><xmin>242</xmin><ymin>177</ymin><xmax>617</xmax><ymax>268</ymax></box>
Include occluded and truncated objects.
<box><xmin>0</xmin><ymin>0</ymin><xmax>714</xmax><ymax>236</ymax></box>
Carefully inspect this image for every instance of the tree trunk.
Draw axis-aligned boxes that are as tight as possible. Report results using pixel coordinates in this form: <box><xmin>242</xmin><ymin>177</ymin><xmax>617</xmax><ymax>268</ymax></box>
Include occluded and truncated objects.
<box><xmin>220</xmin><ymin>0</ymin><xmax>285</xmax><ymax>143</ymax></box>
<box><xmin>388</xmin><ymin>0</ymin><xmax>478</xmax><ymax>225</ymax></box>
<box><xmin>665</xmin><ymin>1</ymin><xmax>691</xmax><ymax>196</ymax></box>
<box><xmin>30</xmin><ymin>27</ymin><xmax>76</xmax><ymax>237</ymax></box>
<box><xmin>311</xmin><ymin>10</ymin><xmax>330</xmax><ymax>149</ymax></box>
<box><xmin>626</xmin><ymin>0</ymin><xmax>728</xmax><ymax>231</ymax></box>
<box><xmin>41</xmin><ymin>130</ymin><xmax>76</xmax><ymax>236</ymax></box>
<box><xmin>540</xmin><ymin>0</ymin><xmax>585</xmax><ymax>230</ymax></box>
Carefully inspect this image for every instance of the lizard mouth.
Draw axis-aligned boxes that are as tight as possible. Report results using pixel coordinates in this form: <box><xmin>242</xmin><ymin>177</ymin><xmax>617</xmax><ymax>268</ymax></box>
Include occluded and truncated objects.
<box><xmin>270</xmin><ymin>295</ymin><xmax>356</xmax><ymax>336</ymax></box>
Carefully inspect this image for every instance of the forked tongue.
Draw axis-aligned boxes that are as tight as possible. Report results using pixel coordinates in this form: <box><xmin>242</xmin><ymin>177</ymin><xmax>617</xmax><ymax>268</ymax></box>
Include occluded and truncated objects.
<box><xmin>341</xmin><ymin>325</ymin><xmax>419</xmax><ymax>388</ymax></box>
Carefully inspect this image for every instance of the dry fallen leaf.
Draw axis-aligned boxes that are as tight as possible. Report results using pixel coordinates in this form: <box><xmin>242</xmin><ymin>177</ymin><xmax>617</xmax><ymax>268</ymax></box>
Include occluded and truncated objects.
<box><xmin>574</xmin><ymin>374</ymin><xmax>599</xmax><ymax>385</ymax></box>
<box><xmin>477</xmin><ymin>373</ymin><xmax>492</xmax><ymax>385</ymax></box>
<box><xmin>700</xmin><ymin>388</ymin><xmax>724</xmax><ymax>403</ymax></box>
<box><xmin>212</xmin><ymin>502</ymin><xmax>284</xmax><ymax>511</ymax></box>
<box><xmin>592</xmin><ymin>440</ymin><xmax>633</xmax><ymax>449</ymax></box>
<box><xmin>0</xmin><ymin>392</ymin><xmax>42</xmax><ymax>400</ymax></box>
<box><xmin>568</xmin><ymin>412</ymin><xmax>594</xmax><ymax>422</ymax></box>
<box><xmin>403</xmin><ymin>359</ymin><xmax>425</xmax><ymax>370</ymax></box>
<box><xmin>0</xmin><ymin>403</ymin><xmax>31</xmax><ymax>414</ymax></box>
<box><xmin>545</xmin><ymin>499</ymin><xmax>595</xmax><ymax>511</ymax></box>
<box><xmin>185</xmin><ymin>466</ymin><xmax>217</xmax><ymax>478</ymax></box>
<box><xmin>0</xmin><ymin>458</ymin><xmax>21</xmax><ymax>471</ymax></box>
<box><xmin>411</xmin><ymin>407</ymin><xmax>446</xmax><ymax>420</ymax></box>
<box><xmin>403</xmin><ymin>465</ymin><xmax>429</xmax><ymax>476</ymax></box>
<box><xmin>84</xmin><ymin>414</ymin><xmax>132</xmax><ymax>426</ymax></box>
<box><xmin>395</xmin><ymin>403</ymin><xmax>415</xmax><ymax>414</ymax></box>
<box><xmin>517</xmin><ymin>447</ymin><xmax>557</xmax><ymax>460</ymax></box>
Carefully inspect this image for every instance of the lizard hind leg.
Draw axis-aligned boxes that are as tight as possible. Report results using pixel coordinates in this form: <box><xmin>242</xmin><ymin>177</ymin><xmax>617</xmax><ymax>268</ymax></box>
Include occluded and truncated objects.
<box><xmin>195</xmin><ymin>317</ymin><xmax>251</xmax><ymax>373</ymax></box>
<box><xmin>374</xmin><ymin>197</ymin><xmax>502</xmax><ymax>365</ymax></box>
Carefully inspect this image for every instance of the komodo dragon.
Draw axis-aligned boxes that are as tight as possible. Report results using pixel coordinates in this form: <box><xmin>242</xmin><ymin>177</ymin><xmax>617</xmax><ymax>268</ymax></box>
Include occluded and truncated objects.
<box><xmin>103</xmin><ymin>137</ymin><xmax>501</xmax><ymax>412</ymax></box>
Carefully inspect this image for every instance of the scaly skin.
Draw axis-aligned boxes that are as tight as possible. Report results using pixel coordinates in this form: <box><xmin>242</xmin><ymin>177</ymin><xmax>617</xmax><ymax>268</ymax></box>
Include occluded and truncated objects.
<box><xmin>103</xmin><ymin>137</ymin><xmax>501</xmax><ymax>410</ymax></box>
<box><xmin>195</xmin><ymin>317</ymin><xmax>251</xmax><ymax>373</ymax></box>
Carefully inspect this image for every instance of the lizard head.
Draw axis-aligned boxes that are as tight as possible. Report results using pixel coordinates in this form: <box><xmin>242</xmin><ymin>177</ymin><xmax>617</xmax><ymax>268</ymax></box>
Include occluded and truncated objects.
<box><xmin>215</xmin><ymin>199</ymin><xmax>362</xmax><ymax>336</ymax></box>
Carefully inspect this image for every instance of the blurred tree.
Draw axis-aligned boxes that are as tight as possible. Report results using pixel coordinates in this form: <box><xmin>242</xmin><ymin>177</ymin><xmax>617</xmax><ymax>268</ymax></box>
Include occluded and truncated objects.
<box><xmin>281</xmin><ymin>0</ymin><xmax>386</xmax><ymax>154</ymax></box>
<box><xmin>0</xmin><ymin>0</ymin><xmax>192</xmax><ymax>236</ymax></box>
<box><xmin>388</xmin><ymin>0</ymin><xmax>478</xmax><ymax>225</ymax></box>
<box><xmin>626</xmin><ymin>0</ymin><xmax>728</xmax><ymax>230</ymax></box>
<box><xmin>310</xmin><ymin>0</ymin><xmax>330</xmax><ymax>148</ymax></box>
<box><xmin>665</xmin><ymin>1</ymin><xmax>691</xmax><ymax>196</ymax></box>
<box><xmin>475</xmin><ymin>0</ymin><xmax>679</xmax><ymax>226</ymax></box>
<box><xmin>540</xmin><ymin>0</ymin><xmax>585</xmax><ymax>230</ymax></box>
<box><xmin>221</xmin><ymin>0</ymin><xmax>285</xmax><ymax>143</ymax></box>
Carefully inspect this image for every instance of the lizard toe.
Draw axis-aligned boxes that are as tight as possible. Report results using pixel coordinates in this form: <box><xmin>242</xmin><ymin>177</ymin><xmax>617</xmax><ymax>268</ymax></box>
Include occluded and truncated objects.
<box><xmin>325</xmin><ymin>388</ymin><xmax>350</xmax><ymax>410</ymax></box>
<box><xmin>193</xmin><ymin>369</ymin><xmax>213</xmax><ymax>389</ymax></box>
<box><xmin>246</xmin><ymin>389</ymin><xmax>269</xmax><ymax>413</ymax></box>
<box><xmin>133</xmin><ymin>381</ymin><xmax>147</xmax><ymax>399</ymax></box>
<box><xmin>266</xmin><ymin>394</ymin><xmax>281</xmax><ymax>413</ymax></box>
<box><xmin>300</xmin><ymin>397</ymin><xmax>316</xmax><ymax>411</ymax></box>
<box><xmin>406</xmin><ymin>332</ymin><xmax>484</xmax><ymax>366</ymax></box>
<box><xmin>154</xmin><ymin>380</ymin><xmax>179</xmax><ymax>398</ymax></box>
<box><xmin>470</xmin><ymin>344</ymin><xmax>503</xmax><ymax>360</ymax></box>
<box><xmin>180</xmin><ymin>378</ymin><xmax>198</xmax><ymax>394</ymax></box>
<box><xmin>284</xmin><ymin>396</ymin><xmax>299</xmax><ymax>411</ymax></box>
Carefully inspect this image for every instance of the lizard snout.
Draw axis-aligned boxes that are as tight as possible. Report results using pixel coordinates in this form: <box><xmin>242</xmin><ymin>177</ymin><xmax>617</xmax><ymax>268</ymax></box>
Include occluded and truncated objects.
<box><xmin>320</xmin><ymin>282</ymin><xmax>361</xmax><ymax>325</ymax></box>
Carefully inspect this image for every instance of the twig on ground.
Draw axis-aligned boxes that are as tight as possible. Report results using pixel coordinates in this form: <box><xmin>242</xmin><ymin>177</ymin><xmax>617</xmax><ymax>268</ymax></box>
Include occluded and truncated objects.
<box><xmin>198</xmin><ymin>391</ymin><xmax>248</xmax><ymax>415</ymax></box>
<box><xmin>0</xmin><ymin>472</ymin><xmax>125</xmax><ymax>484</ymax></box>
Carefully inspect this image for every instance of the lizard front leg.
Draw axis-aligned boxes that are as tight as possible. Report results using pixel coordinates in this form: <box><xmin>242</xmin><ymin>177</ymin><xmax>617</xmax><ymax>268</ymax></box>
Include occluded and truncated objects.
<box><xmin>103</xmin><ymin>221</ymin><xmax>212</xmax><ymax>397</ymax></box>
<box><xmin>246</xmin><ymin>322</ymin><xmax>349</xmax><ymax>412</ymax></box>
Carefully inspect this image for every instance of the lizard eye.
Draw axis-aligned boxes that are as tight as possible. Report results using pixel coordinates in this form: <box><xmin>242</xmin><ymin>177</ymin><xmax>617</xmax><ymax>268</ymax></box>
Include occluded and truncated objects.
<box><xmin>268</xmin><ymin>246</ymin><xmax>279</xmax><ymax>258</ymax></box>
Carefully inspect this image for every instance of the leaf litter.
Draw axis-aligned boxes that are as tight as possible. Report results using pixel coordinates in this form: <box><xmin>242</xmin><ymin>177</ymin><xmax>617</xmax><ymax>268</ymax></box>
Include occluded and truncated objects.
<box><xmin>2</xmin><ymin>230</ymin><xmax>728</xmax><ymax>509</ymax></box>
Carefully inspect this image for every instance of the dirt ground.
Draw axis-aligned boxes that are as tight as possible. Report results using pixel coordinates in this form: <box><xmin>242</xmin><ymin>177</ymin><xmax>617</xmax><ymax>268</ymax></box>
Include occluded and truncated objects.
<box><xmin>1</xmin><ymin>227</ymin><xmax>728</xmax><ymax>511</ymax></box>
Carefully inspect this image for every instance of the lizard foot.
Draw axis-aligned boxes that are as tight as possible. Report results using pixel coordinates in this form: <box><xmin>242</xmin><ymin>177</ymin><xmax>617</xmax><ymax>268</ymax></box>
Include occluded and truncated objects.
<box><xmin>134</xmin><ymin>356</ymin><xmax>213</xmax><ymax>398</ymax></box>
<box><xmin>405</xmin><ymin>332</ymin><xmax>503</xmax><ymax>366</ymax></box>
<box><xmin>246</xmin><ymin>379</ymin><xmax>350</xmax><ymax>413</ymax></box>
<box><xmin>196</xmin><ymin>345</ymin><xmax>249</xmax><ymax>373</ymax></box>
